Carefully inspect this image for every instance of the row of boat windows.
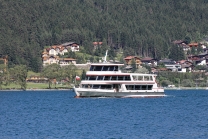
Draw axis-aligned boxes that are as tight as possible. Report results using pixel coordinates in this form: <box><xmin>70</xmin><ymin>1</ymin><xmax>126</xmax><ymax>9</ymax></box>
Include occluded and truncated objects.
<box><xmin>90</xmin><ymin>66</ymin><xmax>119</xmax><ymax>71</ymax></box>
<box><xmin>132</xmin><ymin>75</ymin><xmax>153</xmax><ymax>81</ymax></box>
<box><xmin>86</xmin><ymin>75</ymin><xmax>131</xmax><ymax>81</ymax></box>
<box><xmin>86</xmin><ymin>75</ymin><xmax>154</xmax><ymax>81</ymax></box>
<box><xmin>126</xmin><ymin>85</ymin><xmax>153</xmax><ymax>90</ymax></box>
<box><xmin>82</xmin><ymin>84</ymin><xmax>153</xmax><ymax>90</ymax></box>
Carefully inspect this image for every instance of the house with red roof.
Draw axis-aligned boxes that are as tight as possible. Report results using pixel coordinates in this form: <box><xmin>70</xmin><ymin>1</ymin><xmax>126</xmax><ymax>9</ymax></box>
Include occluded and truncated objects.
<box><xmin>188</xmin><ymin>42</ymin><xmax>199</xmax><ymax>47</ymax></box>
<box><xmin>93</xmin><ymin>42</ymin><xmax>103</xmax><ymax>49</ymax></box>
<box><xmin>124</xmin><ymin>56</ymin><xmax>142</xmax><ymax>66</ymax></box>
<box><xmin>187</xmin><ymin>54</ymin><xmax>207</xmax><ymax>66</ymax></box>
<box><xmin>177</xmin><ymin>60</ymin><xmax>194</xmax><ymax>72</ymax></box>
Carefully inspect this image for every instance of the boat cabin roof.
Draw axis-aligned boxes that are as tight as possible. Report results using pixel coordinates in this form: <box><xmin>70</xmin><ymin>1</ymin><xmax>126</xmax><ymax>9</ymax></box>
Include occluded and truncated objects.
<box><xmin>90</xmin><ymin>63</ymin><xmax>124</xmax><ymax>66</ymax></box>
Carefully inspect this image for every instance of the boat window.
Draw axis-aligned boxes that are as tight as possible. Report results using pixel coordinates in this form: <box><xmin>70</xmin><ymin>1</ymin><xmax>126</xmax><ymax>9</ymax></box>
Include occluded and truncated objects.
<box><xmin>126</xmin><ymin>85</ymin><xmax>129</xmax><ymax>90</ymax></box>
<box><xmin>100</xmin><ymin>85</ymin><xmax>112</xmax><ymax>89</ymax></box>
<box><xmin>138</xmin><ymin>76</ymin><xmax>143</xmax><ymax>81</ymax></box>
<box><xmin>93</xmin><ymin>85</ymin><xmax>100</xmax><ymax>89</ymax></box>
<box><xmin>114</xmin><ymin>66</ymin><xmax>118</xmax><ymax>71</ymax></box>
<box><xmin>97</xmin><ymin>76</ymin><xmax>104</xmax><ymax>80</ymax></box>
<box><xmin>124</xmin><ymin>76</ymin><xmax>131</xmax><ymax>81</ymax></box>
<box><xmin>104</xmin><ymin>76</ymin><xmax>111</xmax><ymax>80</ymax></box>
<box><xmin>147</xmin><ymin>85</ymin><xmax>153</xmax><ymax>90</ymax></box>
<box><xmin>102</xmin><ymin>66</ymin><xmax>109</xmax><ymax>71</ymax></box>
<box><xmin>90</xmin><ymin>66</ymin><xmax>95</xmax><ymax>71</ymax></box>
<box><xmin>144</xmin><ymin>76</ymin><xmax>150</xmax><ymax>81</ymax></box>
<box><xmin>82</xmin><ymin>84</ymin><xmax>92</xmax><ymax>88</ymax></box>
<box><xmin>125</xmin><ymin>85</ymin><xmax>151</xmax><ymax>90</ymax></box>
<box><xmin>109</xmin><ymin>66</ymin><xmax>114</xmax><ymax>71</ymax></box>
<box><xmin>126</xmin><ymin>85</ymin><xmax>134</xmax><ymax>90</ymax></box>
<box><xmin>100</xmin><ymin>85</ymin><xmax>105</xmax><ymax>89</ymax></box>
<box><xmin>149</xmin><ymin>76</ymin><xmax>153</xmax><ymax>81</ymax></box>
<box><xmin>135</xmin><ymin>85</ymin><xmax>141</xmax><ymax>90</ymax></box>
<box><xmin>111</xmin><ymin>76</ymin><xmax>117</xmax><ymax>80</ymax></box>
<box><xmin>89</xmin><ymin>76</ymin><xmax>97</xmax><ymax>80</ymax></box>
<box><xmin>141</xmin><ymin>85</ymin><xmax>147</xmax><ymax>90</ymax></box>
<box><xmin>94</xmin><ymin>66</ymin><xmax>102</xmax><ymax>71</ymax></box>
<box><xmin>117</xmin><ymin>76</ymin><xmax>124</xmax><ymax>81</ymax></box>
<box><xmin>132</xmin><ymin>76</ymin><xmax>137</xmax><ymax>81</ymax></box>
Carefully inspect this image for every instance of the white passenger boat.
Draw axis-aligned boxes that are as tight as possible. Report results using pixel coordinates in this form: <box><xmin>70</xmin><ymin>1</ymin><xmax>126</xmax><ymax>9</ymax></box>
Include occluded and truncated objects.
<box><xmin>74</xmin><ymin>63</ymin><xmax>164</xmax><ymax>97</ymax></box>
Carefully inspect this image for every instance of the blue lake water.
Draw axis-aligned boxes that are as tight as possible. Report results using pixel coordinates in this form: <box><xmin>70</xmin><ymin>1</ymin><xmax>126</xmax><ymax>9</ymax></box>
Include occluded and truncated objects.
<box><xmin>0</xmin><ymin>90</ymin><xmax>208</xmax><ymax>139</ymax></box>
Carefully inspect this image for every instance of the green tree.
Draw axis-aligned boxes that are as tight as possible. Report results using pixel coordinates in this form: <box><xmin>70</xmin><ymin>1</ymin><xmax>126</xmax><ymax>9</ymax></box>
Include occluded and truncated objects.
<box><xmin>191</xmin><ymin>47</ymin><xmax>196</xmax><ymax>55</ymax></box>
<box><xmin>81</xmin><ymin>69</ymin><xmax>86</xmax><ymax>80</ymax></box>
<box><xmin>161</xmin><ymin>80</ymin><xmax>172</xmax><ymax>87</ymax></box>
<box><xmin>169</xmin><ymin>45</ymin><xmax>185</xmax><ymax>61</ymax></box>
<box><xmin>60</xmin><ymin>64</ymin><xmax>77</xmax><ymax>86</ymax></box>
<box><xmin>182</xmin><ymin>79</ymin><xmax>194</xmax><ymax>87</ymax></box>
<box><xmin>135</xmin><ymin>66</ymin><xmax>149</xmax><ymax>73</ymax></box>
<box><xmin>131</xmin><ymin>58</ymin><xmax>137</xmax><ymax>73</ymax></box>
<box><xmin>41</xmin><ymin>64</ymin><xmax>61</xmax><ymax>89</ymax></box>
<box><xmin>184</xmin><ymin>36</ymin><xmax>191</xmax><ymax>44</ymax></box>
<box><xmin>0</xmin><ymin>64</ymin><xmax>9</xmax><ymax>89</ymax></box>
<box><xmin>196</xmin><ymin>46</ymin><xmax>203</xmax><ymax>54</ymax></box>
<box><xmin>2</xmin><ymin>0</ymin><xmax>208</xmax><ymax>70</ymax></box>
<box><xmin>9</xmin><ymin>65</ymin><xmax>27</xmax><ymax>90</ymax></box>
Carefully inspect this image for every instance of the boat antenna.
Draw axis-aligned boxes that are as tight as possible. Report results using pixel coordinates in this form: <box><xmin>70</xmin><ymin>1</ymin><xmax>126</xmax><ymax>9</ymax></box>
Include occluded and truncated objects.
<box><xmin>103</xmin><ymin>50</ymin><xmax>108</xmax><ymax>63</ymax></box>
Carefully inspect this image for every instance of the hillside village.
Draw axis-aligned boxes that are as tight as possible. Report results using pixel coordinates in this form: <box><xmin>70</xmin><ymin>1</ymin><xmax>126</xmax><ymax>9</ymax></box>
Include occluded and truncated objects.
<box><xmin>42</xmin><ymin>42</ymin><xmax>79</xmax><ymax>66</ymax></box>
<box><xmin>41</xmin><ymin>40</ymin><xmax>208</xmax><ymax>75</ymax></box>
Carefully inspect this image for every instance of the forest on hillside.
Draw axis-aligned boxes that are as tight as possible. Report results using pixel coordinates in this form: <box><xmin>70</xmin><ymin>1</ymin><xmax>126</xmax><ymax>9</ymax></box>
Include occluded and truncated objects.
<box><xmin>1</xmin><ymin>0</ymin><xmax>208</xmax><ymax>72</ymax></box>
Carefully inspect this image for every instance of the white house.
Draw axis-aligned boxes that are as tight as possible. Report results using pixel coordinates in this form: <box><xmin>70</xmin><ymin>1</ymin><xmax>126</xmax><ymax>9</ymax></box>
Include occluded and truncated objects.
<box><xmin>49</xmin><ymin>48</ymin><xmax>57</xmax><ymax>56</ymax></box>
<box><xmin>42</xmin><ymin>55</ymin><xmax>59</xmax><ymax>66</ymax></box>
<box><xmin>165</xmin><ymin>64</ymin><xmax>182</xmax><ymax>72</ymax></box>
<box><xmin>195</xmin><ymin>58</ymin><xmax>206</xmax><ymax>65</ymax></box>
<box><xmin>179</xmin><ymin>64</ymin><xmax>193</xmax><ymax>73</ymax></box>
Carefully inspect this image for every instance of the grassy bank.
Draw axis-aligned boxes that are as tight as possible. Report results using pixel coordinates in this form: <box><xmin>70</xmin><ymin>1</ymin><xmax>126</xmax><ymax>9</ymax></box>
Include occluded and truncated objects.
<box><xmin>0</xmin><ymin>82</ymin><xmax>73</xmax><ymax>90</ymax></box>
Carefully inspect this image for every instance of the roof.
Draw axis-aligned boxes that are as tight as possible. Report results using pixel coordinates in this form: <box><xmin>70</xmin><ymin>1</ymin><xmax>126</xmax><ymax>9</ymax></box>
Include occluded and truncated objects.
<box><xmin>124</xmin><ymin>56</ymin><xmax>140</xmax><ymax>60</ymax></box>
<box><xmin>42</xmin><ymin>57</ymin><xmax>48</xmax><ymax>61</ymax></box>
<box><xmin>159</xmin><ymin>59</ymin><xmax>174</xmax><ymax>63</ymax></box>
<box><xmin>42</xmin><ymin>51</ymin><xmax>48</xmax><ymax>55</ymax></box>
<box><xmin>42</xmin><ymin>55</ymin><xmax>49</xmax><ymax>58</ymax></box>
<box><xmin>178</xmin><ymin>60</ymin><xmax>186</xmax><ymax>64</ymax></box>
<box><xmin>158</xmin><ymin>68</ymin><xmax>168</xmax><ymax>71</ymax></box>
<box><xmin>93</xmin><ymin>42</ymin><xmax>103</xmax><ymax>45</ymax></box>
<box><xmin>172</xmin><ymin>40</ymin><xmax>185</xmax><ymax>44</ymax></box>
<box><xmin>178</xmin><ymin>60</ymin><xmax>193</xmax><ymax>65</ymax></box>
<box><xmin>141</xmin><ymin>57</ymin><xmax>154</xmax><ymax>61</ymax></box>
<box><xmin>188</xmin><ymin>43</ymin><xmax>198</xmax><ymax>47</ymax></box>
<box><xmin>62</xmin><ymin>42</ymin><xmax>76</xmax><ymax>46</ymax></box>
<box><xmin>51</xmin><ymin>45</ymin><xmax>58</xmax><ymax>49</ymax></box>
<box><xmin>90</xmin><ymin>63</ymin><xmax>124</xmax><ymax>66</ymax></box>
<box><xmin>59</xmin><ymin>58</ymin><xmax>76</xmax><ymax>61</ymax></box>
<box><xmin>198</xmin><ymin>52</ymin><xmax>207</xmax><ymax>56</ymax></box>
<box><xmin>181</xmin><ymin>64</ymin><xmax>192</xmax><ymax>68</ymax></box>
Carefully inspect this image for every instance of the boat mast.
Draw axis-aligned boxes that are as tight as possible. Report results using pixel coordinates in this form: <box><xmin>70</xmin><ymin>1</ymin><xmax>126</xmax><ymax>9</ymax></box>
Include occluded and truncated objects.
<box><xmin>103</xmin><ymin>50</ymin><xmax>108</xmax><ymax>63</ymax></box>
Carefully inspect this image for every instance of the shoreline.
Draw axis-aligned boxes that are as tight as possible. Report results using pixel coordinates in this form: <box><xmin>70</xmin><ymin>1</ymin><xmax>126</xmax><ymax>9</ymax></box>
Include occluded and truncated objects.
<box><xmin>0</xmin><ymin>88</ymin><xmax>74</xmax><ymax>91</ymax></box>
<box><xmin>0</xmin><ymin>87</ymin><xmax>207</xmax><ymax>91</ymax></box>
<box><xmin>164</xmin><ymin>87</ymin><xmax>208</xmax><ymax>90</ymax></box>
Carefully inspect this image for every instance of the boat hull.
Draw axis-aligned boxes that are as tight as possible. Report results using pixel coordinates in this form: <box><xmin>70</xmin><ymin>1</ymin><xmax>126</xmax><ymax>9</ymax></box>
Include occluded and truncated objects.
<box><xmin>73</xmin><ymin>88</ymin><xmax>165</xmax><ymax>98</ymax></box>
